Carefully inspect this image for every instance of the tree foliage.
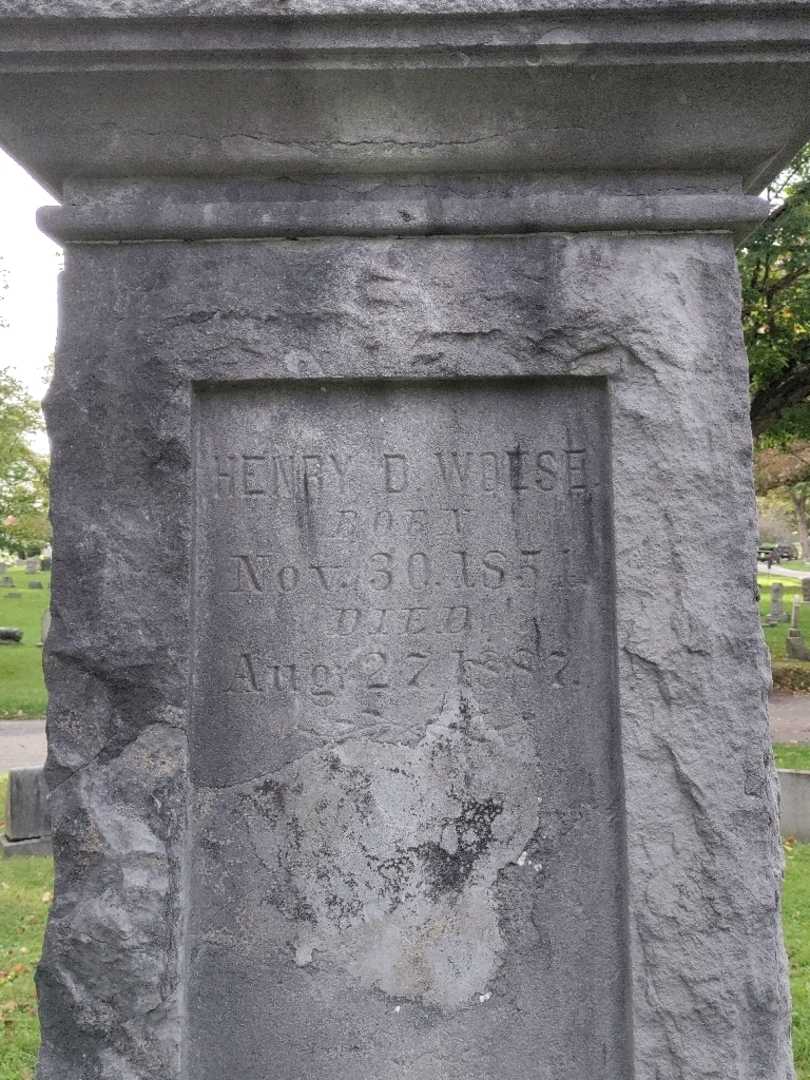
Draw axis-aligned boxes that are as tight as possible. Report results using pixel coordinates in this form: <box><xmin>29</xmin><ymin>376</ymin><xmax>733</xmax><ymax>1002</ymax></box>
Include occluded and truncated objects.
<box><xmin>743</xmin><ymin>145</ymin><xmax>810</xmax><ymax>441</ymax></box>
<box><xmin>0</xmin><ymin>366</ymin><xmax>49</xmax><ymax>557</ymax></box>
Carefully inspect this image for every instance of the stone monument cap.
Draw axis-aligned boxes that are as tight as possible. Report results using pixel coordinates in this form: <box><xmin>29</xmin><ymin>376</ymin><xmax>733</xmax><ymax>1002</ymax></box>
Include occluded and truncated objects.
<box><xmin>0</xmin><ymin>0</ymin><xmax>808</xmax><ymax>228</ymax></box>
<box><xmin>0</xmin><ymin>0</ymin><xmax>807</xmax><ymax>13</ymax></box>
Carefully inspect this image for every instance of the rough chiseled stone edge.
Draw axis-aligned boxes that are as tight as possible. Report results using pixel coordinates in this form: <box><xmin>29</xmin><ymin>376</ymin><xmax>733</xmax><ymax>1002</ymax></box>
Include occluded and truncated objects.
<box><xmin>37</xmin><ymin>231</ymin><xmax>791</xmax><ymax>1079</ymax></box>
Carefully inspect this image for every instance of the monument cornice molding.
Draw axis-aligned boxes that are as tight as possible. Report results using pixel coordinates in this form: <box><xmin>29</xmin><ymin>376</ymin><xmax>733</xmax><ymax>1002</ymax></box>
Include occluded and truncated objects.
<box><xmin>0</xmin><ymin>2</ymin><xmax>807</xmax><ymax>218</ymax></box>
<box><xmin>0</xmin><ymin>9</ymin><xmax>808</xmax><ymax>72</ymax></box>
<box><xmin>38</xmin><ymin>175</ymin><xmax>768</xmax><ymax>243</ymax></box>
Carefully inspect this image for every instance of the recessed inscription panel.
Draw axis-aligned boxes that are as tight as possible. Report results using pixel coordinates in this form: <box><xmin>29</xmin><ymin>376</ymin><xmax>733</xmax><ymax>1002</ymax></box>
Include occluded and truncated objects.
<box><xmin>189</xmin><ymin>379</ymin><xmax>629</xmax><ymax>1080</ymax></box>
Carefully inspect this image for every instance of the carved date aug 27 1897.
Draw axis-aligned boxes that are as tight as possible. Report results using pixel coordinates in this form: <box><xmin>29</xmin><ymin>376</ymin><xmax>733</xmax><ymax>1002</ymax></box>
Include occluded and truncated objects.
<box><xmin>193</xmin><ymin>382</ymin><xmax>608</xmax><ymax>761</ymax></box>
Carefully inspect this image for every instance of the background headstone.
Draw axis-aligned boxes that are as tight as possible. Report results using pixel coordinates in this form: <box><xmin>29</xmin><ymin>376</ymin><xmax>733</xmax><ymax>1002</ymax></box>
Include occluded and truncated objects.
<box><xmin>28</xmin><ymin>580</ymin><xmax>44</xmax><ymax>590</ymax></box>
<box><xmin>0</xmin><ymin>628</ymin><xmax>23</xmax><ymax>644</ymax></box>
<box><xmin>767</xmin><ymin>582</ymin><xmax>790</xmax><ymax>625</ymax></box>
<box><xmin>25</xmin><ymin>557</ymin><xmax>39</xmax><ymax>574</ymax></box>
<box><xmin>1</xmin><ymin>767</ymin><xmax>52</xmax><ymax>858</ymax></box>
<box><xmin>0</xmin><ymin>575</ymin><xmax>14</xmax><ymax>588</ymax></box>
<box><xmin>786</xmin><ymin>596</ymin><xmax>810</xmax><ymax>660</ymax></box>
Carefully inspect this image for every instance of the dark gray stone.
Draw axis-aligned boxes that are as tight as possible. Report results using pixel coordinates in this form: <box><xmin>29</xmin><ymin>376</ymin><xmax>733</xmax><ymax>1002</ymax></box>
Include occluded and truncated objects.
<box><xmin>28</xmin><ymin>228</ymin><xmax>792</xmax><ymax>1080</ymax></box>
<box><xmin>0</xmin><ymin>8</ymin><xmax>808</xmax><ymax>198</ymax></box>
<box><xmin>189</xmin><ymin>379</ymin><xmax>625</xmax><ymax>1077</ymax></box>
<box><xmin>0</xmin><ymin>5</ymin><xmax>799</xmax><ymax>1080</ymax></box>
<box><xmin>0</xmin><ymin>575</ymin><xmax>14</xmax><ymax>588</ymax></box>
<box><xmin>5</xmin><ymin>591</ymin><xmax>22</xmax><ymax>598</ymax></box>
<box><xmin>0</xmin><ymin>627</ymin><xmax>23</xmax><ymax>643</ymax></box>
<box><xmin>0</xmin><ymin>0</ymin><xmax>806</xmax><ymax>14</ymax></box>
<box><xmin>28</xmin><ymin>580</ymin><xmax>44</xmax><ymax>589</ymax></box>
<box><xmin>4</xmin><ymin>766</ymin><xmax>50</xmax><ymax>842</ymax></box>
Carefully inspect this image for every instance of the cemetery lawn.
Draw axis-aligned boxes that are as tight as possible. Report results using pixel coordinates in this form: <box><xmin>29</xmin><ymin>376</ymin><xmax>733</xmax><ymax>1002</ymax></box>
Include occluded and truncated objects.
<box><xmin>785</xmin><ymin>840</ymin><xmax>810</xmax><ymax>1079</ymax></box>
<box><xmin>0</xmin><ymin>776</ymin><xmax>53</xmax><ymax>1080</ymax></box>
<box><xmin>775</xmin><ymin>745</ymin><xmax>810</xmax><ymax>771</ymax></box>
<box><xmin>0</xmin><ymin>568</ymin><xmax>49</xmax><ymax>720</ymax></box>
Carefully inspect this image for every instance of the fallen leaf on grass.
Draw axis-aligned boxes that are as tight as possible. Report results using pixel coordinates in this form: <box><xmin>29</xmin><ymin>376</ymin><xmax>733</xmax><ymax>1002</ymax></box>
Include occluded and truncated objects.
<box><xmin>0</xmin><ymin>962</ymin><xmax>30</xmax><ymax>986</ymax></box>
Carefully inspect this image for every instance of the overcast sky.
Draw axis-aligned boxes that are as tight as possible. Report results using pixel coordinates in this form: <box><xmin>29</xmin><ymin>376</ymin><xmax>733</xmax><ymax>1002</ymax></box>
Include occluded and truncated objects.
<box><xmin>0</xmin><ymin>147</ymin><xmax>60</xmax><ymax>452</ymax></box>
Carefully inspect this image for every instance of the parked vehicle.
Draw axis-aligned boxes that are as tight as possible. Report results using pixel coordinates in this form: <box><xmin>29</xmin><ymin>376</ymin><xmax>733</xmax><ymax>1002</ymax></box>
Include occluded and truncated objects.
<box><xmin>758</xmin><ymin>543</ymin><xmax>799</xmax><ymax>562</ymax></box>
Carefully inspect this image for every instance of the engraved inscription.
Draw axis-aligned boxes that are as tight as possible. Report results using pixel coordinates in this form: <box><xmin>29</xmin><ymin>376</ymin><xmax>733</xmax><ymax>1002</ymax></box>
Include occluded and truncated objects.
<box><xmin>190</xmin><ymin>379</ymin><xmax>626</xmax><ymax>1080</ymax></box>
<box><xmin>193</xmin><ymin>380</ymin><xmax>610</xmax><ymax>783</ymax></box>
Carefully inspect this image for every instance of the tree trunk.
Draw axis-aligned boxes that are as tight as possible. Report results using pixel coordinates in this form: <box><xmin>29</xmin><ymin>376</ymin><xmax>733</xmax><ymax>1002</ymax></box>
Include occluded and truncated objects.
<box><xmin>790</xmin><ymin>489</ymin><xmax>809</xmax><ymax>558</ymax></box>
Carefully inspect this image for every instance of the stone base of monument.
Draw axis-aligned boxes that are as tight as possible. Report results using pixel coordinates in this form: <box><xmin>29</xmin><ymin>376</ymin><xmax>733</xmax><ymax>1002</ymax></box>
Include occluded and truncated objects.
<box><xmin>0</xmin><ymin>834</ymin><xmax>53</xmax><ymax>858</ymax></box>
<box><xmin>786</xmin><ymin>630</ymin><xmax>810</xmax><ymax>661</ymax></box>
<box><xmin>2</xmin><ymin>767</ymin><xmax>51</xmax><ymax>858</ymax></box>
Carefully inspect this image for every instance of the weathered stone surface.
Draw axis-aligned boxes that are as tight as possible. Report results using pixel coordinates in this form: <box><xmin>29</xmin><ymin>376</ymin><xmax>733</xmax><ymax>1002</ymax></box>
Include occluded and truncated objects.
<box><xmin>0</xmin><ymin>627</ymin><xmax>23</xmax><ymax>643</ymax></box>
<box><xmin>33</xmin><ymin>229</ymin><xmax>790</xmax><ymax>1079</ymax></box>
<box><xmin>189</xmin><ymin>379</ymin><xmax>626</xmax><ymax>1076</ymax></box>
<box><xmin>1</xmin><ymin>0</ymin><xmax>806</xmax><ymax>13</ymax></box>
<box><xmin>1</xmin><ymin>834</ymin><xmax>52</xmax><ymax>857</ymax></box>
<box><xmin>0</xmin><ymin>4</ymin><xmax>797</xmax><ymax>1076</ymax></box>
<box><xmin>1</xmin><ymin>8</ymin><xmax>808</xmax><ymax>197</ymax></box>
<box><xmin>36</xmin><ymin>725</ymin><xmax>186</xmax><ymax>1079</ymax></box>
<box><xmin>4</xmin><ymin>766</ymin><xmax>49</xmax><ymax>840</ymax></box>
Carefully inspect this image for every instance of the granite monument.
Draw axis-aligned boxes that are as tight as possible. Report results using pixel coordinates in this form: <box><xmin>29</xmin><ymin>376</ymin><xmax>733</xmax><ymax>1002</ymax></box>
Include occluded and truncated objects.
<box><xmin>0</xmin><ymin>3</ymin><xmax>806</xmax><ymax>1079</ymax></box>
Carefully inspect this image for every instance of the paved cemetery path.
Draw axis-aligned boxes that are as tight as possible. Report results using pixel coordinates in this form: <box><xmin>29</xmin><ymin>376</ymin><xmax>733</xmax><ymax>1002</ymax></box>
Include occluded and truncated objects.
<box><xmin>0</xmin><ymin>718</ymin><xmax>46</xmax><ymax>772</ymax></box>
<box><xmin>758</xmin><ymin>562</ymin><xmax>810</xmax><ymax>581</ymax></box>
<box><xmin>770</xmin><ymin>693</ymin><xmax>810</xmax><ymax>745</ymax></box>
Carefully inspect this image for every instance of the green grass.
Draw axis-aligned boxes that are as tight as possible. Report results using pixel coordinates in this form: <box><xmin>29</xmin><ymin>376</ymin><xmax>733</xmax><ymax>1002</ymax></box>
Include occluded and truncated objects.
<box><xmin>0</xmin><ymin>567</ymin><xmax>49</xmax><ymax>720</ymax></box>
<box><xmin>0</xmin><ymin>775</ymin><xmax>53</xmax><ymax>1080</ymax></box>
<box><xmin>785</xmin><ymin>840</ymin><xmax>810</xmax><ymax>1079</ymax></box>
<box><xmin>782</xmin><ymin>561</ymin><xmax>810</xmax><ymax>573</ymax></box>
<box><xmin>775</xmin><ymin>745</ymin><xmax>810</xmax><ymax>771</ymax></box>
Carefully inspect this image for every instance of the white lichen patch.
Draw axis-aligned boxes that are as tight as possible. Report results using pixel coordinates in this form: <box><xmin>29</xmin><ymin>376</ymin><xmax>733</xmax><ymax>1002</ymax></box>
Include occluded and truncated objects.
<box><xmin>238</xmin><ymin>691</ymin><xmax>539</xmax><ymax>1011</ymax></box>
